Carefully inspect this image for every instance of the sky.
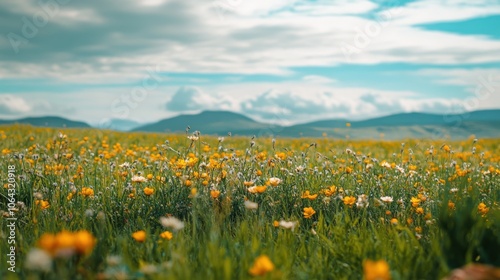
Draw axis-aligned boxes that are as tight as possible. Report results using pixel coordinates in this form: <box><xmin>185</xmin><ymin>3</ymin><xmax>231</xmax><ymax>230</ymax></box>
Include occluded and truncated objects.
<box><xmin>0</xmin><ymin>0</ymin><xmax>499</xmax><ymax>127</ymax></box>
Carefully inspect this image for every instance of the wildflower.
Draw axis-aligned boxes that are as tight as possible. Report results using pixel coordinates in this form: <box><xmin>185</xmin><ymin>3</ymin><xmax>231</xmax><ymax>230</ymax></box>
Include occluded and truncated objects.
<box><xmin>356</xmin><ymin>194</ymin><xmax>369</xmax><ymax>208</ymax></box>
<box><xmin>410</xmin><ymin>197</ymin><xmax>421</xmax><ymax>208</ymax></box>
<box><xmin>273</xmin><ymin>220</ymin><xmax>279</xmax><ymax>227</ymax></box>
<box><xmin>160</xmin><ymin>216</ymin><xmax>185</xmax><ymax>231</ymax></box>
<box><xmin>324</xmin><ymin>185</ymin><xmax>337</xmax><ymax>196</ymax></box>
<box><xmin>187</xmin><ymin>135</ymin><xmax>199</xmax><ymax>141</ymax></box>
<box><xmin>478</xmin><ymin>203</ymin><xmax>489</xmax><ymax>215</ymax></box>
<box><xmin>25</xmin><ymin>248</ymin><xmax>52</xmax><ymax>272</ymax></box>
<box><xmin>73</xmin><ymin>230</ymin><xmax>97</xmax><ymax>255</ymax></box>
<box><xmin>80</xmin><ymin>187</ymin><xmax>94</xmax><ymax>197</ymax></box>
<box><xmin>244</xmin><ymin>200</ymin><xmax>258</xmax><ymax>210</ymax></box>
<box><xmin>363</xmin><ymin>259</ymin><xmax>391</xmax><ymax>280</ymax></box>
<box><xmin>301</xmin><ymin>191</ymin><xmax>318</xmax><ymax>200</ymax></box>
<box><xmin>143</xmin><ymin>187</ymin><xmax>154</xmax><ymax>196</ymax></box>
<box><xmin>248</xmin><ymin>186</ymin><xmax>267</xmax><ymax>194</ymax></box>
<box><xmin>160</xmin><ymin>231</ymin><xmax>173</xmax><ymax>240</ymax></box>
<box><xmin>210</xmin><ymin>190</ymin><xmax>221</xmax><ymax>199</ymax></box>
<box><xmin>249</xmin><ymin>255</ymin><xmax>275</xmax><ymax>276</ymax></box>
<box><xmin>119</xmin><ymin>162</ymin><xmax>130</xmax><ymax>168</ymax></box>
<box><xmin>416</xmin><ymin>207</ymin><xmax>424</xmax><ymax>215</ymax></box>
<box><xmin>35</xmin><ymin>200</ymin><xmax>50</xmax><ymax>210</ymax></box>
<box><xmin>278</xmin><ymin>220</ymin><xmax>298</xmax><ymax>230</ymax></box>
<box><xmin>132</xmin><ymin>230</ymin><xmax>146</xmax><ymax>242</ymax></box>
<box><xmin>450</xmin><ymin>188</ymin><xmax>459</xmax><ymax>193</ymax></box>
<box><xmin>380</xmin><ymin>196</ymin><xmax>393</xmax><ymax>203</ymax></box>
<box><xmin>303</xmin><ymin>207</ymin><xmax>316</xmax><ymax>219</ymax></box>
<box><xmin>448</xmin><ymin>201</ymin><xmax>455</xmax><ymax>210</ymax></box>
<box><xmin>390</xmin><ymin>218</ymin><xmax>398</xmax><ymax>225</ymax></box>
<box><xmin>244</xmin><ymin>181</ymin><xmax>254</xmax><ymax>187</ymax></box>
<box><xmin>132</xmin><ymin>175</ymin><xmax>147</xmax><ymax>183</ymax></box>
<box><xmin>343</xmin><ymin>196</ymin><xmax>356</xmax><ymax>207</ymax></box>
<box><xmin>268</xmin><ymin>177</ymin><xmax>281</xmax><ymax>187</ymax></box>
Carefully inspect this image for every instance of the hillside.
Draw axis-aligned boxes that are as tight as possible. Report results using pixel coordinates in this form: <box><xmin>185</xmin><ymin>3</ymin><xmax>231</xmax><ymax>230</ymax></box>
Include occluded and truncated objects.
<box><xmin>0</xmin><ymin>116</ymin><xmax>90</xmax><ymax>128</ymax></box>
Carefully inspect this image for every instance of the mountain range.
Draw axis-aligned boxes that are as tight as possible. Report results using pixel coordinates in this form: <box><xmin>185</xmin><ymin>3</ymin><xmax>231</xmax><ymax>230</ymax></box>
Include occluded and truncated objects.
<box><xmin>1</xmin><ymin>110</ymin><xmax>499</xmax><ymax>139</ymax></box>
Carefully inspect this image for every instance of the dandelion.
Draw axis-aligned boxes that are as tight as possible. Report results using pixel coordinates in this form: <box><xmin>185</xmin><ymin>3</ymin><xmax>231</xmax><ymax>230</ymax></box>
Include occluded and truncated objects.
<box><xmin>160</xmin><ymin>231</ymin><xmax>173</xmax><ymax>240</ymax></box>
<box><xmin>363</xmin><ymin>259</ymin><xmax>391</xmax><ymax>280</ymax></box>
<box><xmin>132</xmin><ymin>230</ymin><xmax>146</xmax><ymax>242</ymax></box>
<box><xmin>143</xmin><ymin>187</ymin><xmax>154</xmax><ymax>196</ymax></box>
<box><xmin>303</xmin><ymin>207</ymin><xmax>316</xmax><ymax>219</ymax></box>
<box><xmin>249</xmin><ymin>255</ymin><xmax>275</xmax><ymax>276</ymax></box>
<box><xmin>160</xmin><ymin>216</ymin><xmax>185</xmax><ymax>231</ymax></box>
<box><xmin>244</xmin><ymin>200</ymin><xmax>258</xmax><ymax>210</ymax></box>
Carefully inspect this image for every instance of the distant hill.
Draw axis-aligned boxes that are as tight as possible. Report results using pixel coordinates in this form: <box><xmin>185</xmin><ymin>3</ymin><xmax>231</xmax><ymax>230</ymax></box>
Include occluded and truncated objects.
<box><xmin>2</xmin><ymin>110</ymin><xmax>499</xmax><ymax>139</ymax></box>
<box><xmin>133</xmin><ymin>111</ymin><xmax>281</xmax><ymax>136</ymax></box>
<box><xmin>133</xmin><ymin>109</ymin><xmax>500</xmax><ymax>139</ymax></box>
<box><xmin>0</xmin><ymin>116</ymin><xmax>90</xmax><ymax>128</ymax></box>
<box><xmin>103</xmin><ymin>118</ymin><xmax>142</xmax><ymax>131</ymax></box>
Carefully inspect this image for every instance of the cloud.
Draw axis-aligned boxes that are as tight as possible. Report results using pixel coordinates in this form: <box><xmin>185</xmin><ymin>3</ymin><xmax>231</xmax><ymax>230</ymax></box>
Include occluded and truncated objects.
<box><xmin>0</xmin><ymin>94</ymin><xmax>32</xmax><ymax>115</ymax></box>
<box><xmin>165</xmin><ymin>86</ymin><xmax>233</xmax><ymax>112</ymax></box>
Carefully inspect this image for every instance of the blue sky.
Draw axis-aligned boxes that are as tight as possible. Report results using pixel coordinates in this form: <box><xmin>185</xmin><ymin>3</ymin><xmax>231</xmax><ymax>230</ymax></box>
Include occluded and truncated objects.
<box><xmin>0</xmin><ymin>0</ymin><xmax>499</xmax><ymax>126</ymax></box>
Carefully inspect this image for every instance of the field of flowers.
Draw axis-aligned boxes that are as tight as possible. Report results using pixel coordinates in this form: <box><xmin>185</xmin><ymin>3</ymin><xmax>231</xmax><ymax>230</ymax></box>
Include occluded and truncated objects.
<box><xmin>1</xmin><ymin>125</ymin><xmax>499</xmax><ymax>280</ymax></box>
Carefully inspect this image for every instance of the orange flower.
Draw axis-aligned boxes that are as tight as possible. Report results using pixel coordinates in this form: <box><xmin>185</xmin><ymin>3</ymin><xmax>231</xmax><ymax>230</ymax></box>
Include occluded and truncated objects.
<box><xmin>343</xmin><ymin>196</ymin><xmax>356</xmax><ymax>207</ymax></box>
<box><xmin>73</xmin><ymin>230</ymin><xmax>97</xmax><ymax>255</ymax></box>
<box><xmin>160</xmin><ymin>231</ymin><xmax>173</xmax><ymax>240</ymax></box>
<box><xmin>323</xmin><ymin>186</ymin><xmax>337</xmax><ymax>197</ymax></box>
<box><xmin>301</xmin><ymin>191</ymin><xmax>318</xmax><ymax>201</ymax></box>
<box><xmin>143</xmin><ymin>187</ymin><xmax>154</xmax><ymax>196</ymax></box>
<box><xmin>132</xmin><ymin>230</ymin><xmax>146</xmax><ymax>242</ymax></box>
<box><xmin>249</xmin><ymin>255</ymin><xmax>275</xmax><ymax>276</ymax></box>
<box><xmin>303</xmin><ymin>207</ymin><xmax>316</xmax><ymax>219</ymax></box>
<box><xmin>478</xmin><ymin>203</ymin><xmax>489</xmax><ymax>215</ymax></box>
<box><xmin>80</xmin><ymin>187</ymin><xmax>94</xmax><ymax>197</ymax></box>
<box><xmin>363</xmin><ymin>260</ymin><xmax>391</xmax><ymax>280</ymax></box>
<box><xmin>35</xmin><ymin>200</ymin><xmax>50</xmax><ymax>210</ymax></box>
<box><xmin>210</xmin><ymin>190</ymin><xmax>221</xmax><ymax>199</ymax></box>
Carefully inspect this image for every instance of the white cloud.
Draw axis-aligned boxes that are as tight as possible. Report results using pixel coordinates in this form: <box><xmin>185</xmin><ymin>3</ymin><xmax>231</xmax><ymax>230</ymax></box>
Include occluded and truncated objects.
<box><xmin>0</xmin><ymin>94</ymin><xmax>32</xmax><ymax>115</ymax></box>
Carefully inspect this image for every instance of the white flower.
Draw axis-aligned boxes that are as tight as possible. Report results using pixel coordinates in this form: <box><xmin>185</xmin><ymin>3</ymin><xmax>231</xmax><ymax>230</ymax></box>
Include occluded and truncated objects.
<box><xmin>381</xmin><ymin>161</ymin><xmax>392</xmax><ymax>168</ymax></box>
<box><xmin>160</xmin><ymin>216</ymin><xmax>185</xmax><ymax>231</ymax></box>
<box><xmin>119</xmin><ymin>162</ymin><xmax>130</xmax><ymax>168</ymax></box>
<box><xmin>269</xmin><ymin>177</ymin><xmax>281</xmax><ymax>186</ymax></box>
<box><xmin>187</xmin><ymin>135</ymin><xmax>199</xmax><ymax>141</ymax></box>
<box><xmin>380</xmin><ymin>196</ymin><xmax>394</xmax><ymax>203</ymax></box>
<box><xmin>25</xmin><ymin>248</ymin><xmax>52</xmax><ymax>272</ymax></box>
<box><xmin>450</xmin><ymin>188</ymin><xmax>459</xmax><ymax>193</ymax></box>
<box><xmin>278</xmin><ymin>220</ymin><xmax>298</xmax><ymax>230</ymax></box>
<box><xmin>131</xmin><ymin>175</ymin><xmax>147</xmax><ymax>183</ymax></box>
<box><xmin>244</xmin><ymin>200</ymin><xmax>258</xmax><ymax>210</ymax></box>
<box><xmin>356</xmin><ymin>194</ymin><xmax>369</xmax><ymax>208</ymax></box>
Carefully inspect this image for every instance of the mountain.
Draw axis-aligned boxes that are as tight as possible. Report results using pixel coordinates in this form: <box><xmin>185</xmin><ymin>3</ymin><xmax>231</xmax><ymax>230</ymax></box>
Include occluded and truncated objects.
<box><xmin>103</xmin><ymin>118</ymin><xmax>142</xmax><ymax>131</ymax></box>
<box><xmin>133</xmin><ymin>109</ymin><xmax>500</xmax><ymax>139</ymax></box>
<box><xmin>282</xmin><ymin>110</ymin><xmax>500</xmax><ymax>139</ymax></box>
<box><xmin>0</xmin><ymin>116</ymin><xmax>90</xmax><ymax>128</ymax></box>
<box><xmin>133</xmin><ymin>111</ymin><xmax>281</xmax><ymax>136</ymax></box>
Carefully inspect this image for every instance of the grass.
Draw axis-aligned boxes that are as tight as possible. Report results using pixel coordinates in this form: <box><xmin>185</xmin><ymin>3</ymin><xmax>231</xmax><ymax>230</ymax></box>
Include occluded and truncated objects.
<box><xmin>0</xmin><ymin>125</ymin><xmax>499</xmax><ymax>279</ymax></box>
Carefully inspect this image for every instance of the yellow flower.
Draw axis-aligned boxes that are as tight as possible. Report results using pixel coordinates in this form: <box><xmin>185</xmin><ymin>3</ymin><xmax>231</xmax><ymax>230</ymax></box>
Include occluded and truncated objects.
<box><xmin>143</xmin><ymin>187</ymin><xmax>154</xmax><ymax>196</ymax></box>
<box><xmin>248</xmin><ymin>186</ymin><xmax>267</xmax><ymax>194</ymax></box>
<box><xmin>478</xmin><ymin>202</ymin><xmax>489</xmax><ymax>215</ymax></box>
<box><xmin>160</xmin><ymin>231</ymin><xmax>173</xmax><ymax>240</ymax></box>
<box><xmin>210</xmin><ymin>190</ymin><xmax>221</xmax><ymax>199</ymax></box>
<box><xmin>324</xmin><ymin>185</ymin><xmax>337</xmax><ymax>197</ymax></box>
<box><xmin>303</xmin><ymin>207</ymin><xmax>316</xmax><ymax>219</ymax></box>
<box><xmin>35</xmin><ymin>200</ymin><xmax>50</xmax><ymax>210</ymax></box>
<box><xmin>390</xmin><ymin>218</ymin><xmax>398</xmax><ymax>225</ymax></box>
<box><xmin>363</xmin><ymin>260</ymin><xmax>391</xmax><ymax>280</ymax></box>
<box><xmin>301</xmin><ymin>191</ymin><xmax>318</xmax><ymax>201</ymax></box>
<box><xmin>410</xmin><ymin>197</ymin><xmax>421</xmax><ymax>208</ymax></box>
<box><xmin>132</xmin><ymin>230</ymin><xmax>146</xmax><ymax>242</ymax></box>
<box><xmin>73</xmin><ymin>230</ymin><xmax>97</xmax><ymax>255</ymax></box>
<box><xmin>268</xmin><ymin>177</ymin><xmax>281</xmax><ymax>187</ymax></box>
<box><xmin>80</xmin><ymin>187</ymin><xmax>94</xmax><ymax>197</ymax></box>
<box><xmin>448</xmin><ymin>201</ymin><xmax>455</xmax><ymax>210</ymax></box>
<box><xmin>248</xmin><ymin>255</ymin><xmax>275</xmax><ymax>276</ymax></box>
<box><xmin>416</xmin><ymin>207</ymin><xmax>424</xmax><ymax>215</ymax></box>
<box><xmin>273</xmin><ymin>220</ymin><xmax>279</xmax><ymax>227</ymax></box>
<box><xmin>343</xmin><ymin>196</ymin><xmax>356</xmax><ymax>207</ymax></box>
